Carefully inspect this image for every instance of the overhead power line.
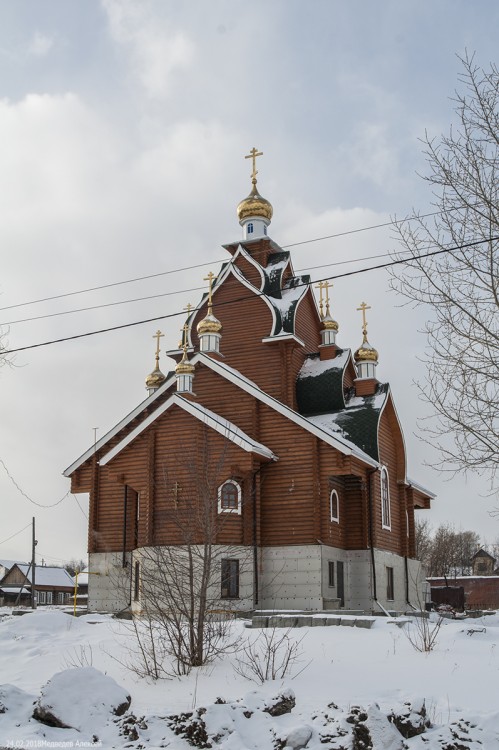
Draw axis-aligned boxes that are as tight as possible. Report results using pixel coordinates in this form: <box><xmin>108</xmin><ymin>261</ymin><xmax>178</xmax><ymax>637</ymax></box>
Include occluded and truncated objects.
<box><xmin>0</xmin><ymin>458</ymin><xmax>69</xmax><ymax>508</ymax></box>
<box><xmin>1</xmin><ymin>246</ymin><xmax>435</xmax><ymax>328</ymax></box>
<box><xmin>0</xmin><ymin>521</ymin><xmax>32</xmax><ymax>548</ymax></box>
<box><xmin>0</xmin><ymin>208</ymin><xmax>445</xmax><ymax>314</ymax></box>
<box><xmin>3</xmin><ymin>235</ymin><xmax>496</xmax><ymax>356</ymax></box>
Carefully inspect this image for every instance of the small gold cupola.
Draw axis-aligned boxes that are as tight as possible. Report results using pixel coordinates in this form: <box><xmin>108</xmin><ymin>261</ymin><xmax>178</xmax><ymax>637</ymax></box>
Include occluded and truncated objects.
<box><xmin>316</xmin><ymin>280</ymin><xmax>339</xmax><ymax>349</ymax></box>
<box><xmin>354</xmin><ymin>302</ymin><xmax>379</xmax><ymax>379</ymax></box>
<box><xmin>197</xmin><ymin>271</ymin><xmax>222</xmax><ymax>353</ymax></box>
<box><xmin>175</xmin><ymin>322</ymin><xmax>195</xmax><ymax>393</ymax></box>
<box><xmin>145</xmin><ymin>330</ymin><xmax>166</xmax><ymax>395</ymax></box>
<box><xmin>237</xmin><ymin>147</ymin><xmax>273</xmax><ymax>240</ymax></box>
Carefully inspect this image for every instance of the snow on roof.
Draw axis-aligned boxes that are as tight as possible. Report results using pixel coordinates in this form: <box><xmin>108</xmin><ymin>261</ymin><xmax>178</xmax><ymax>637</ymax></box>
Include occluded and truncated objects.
<box><xmin>0</xmin><ymin>586</ymin><xmax>31</xmax><ymax>594</ymax></box>
<box><xmin>0</xmin><ymin>559</ymin><xmax>25</xmax><ymax>570</ymax></box>
<box><xmin>306</xmin><ymin>412</ymin><xmax>376</xmax><ymax>464</ymax></box>
<box><xmin>15</xmin><ymin>565</ymin><xmax>74</xmax><ymax>587</ymax></box>
<box><xmin>298</xmin><ymin>350</ymin><xmax>351</xmax><ymax>378</ymax></box>
<box><xmin>65</xmin><ymin>351</ymin><xmax>379</xmax><ymax>477</ymax></box>
<box><xmin>406</xmin><ymin>476</ymin><xmax>436</xmax><ymax>499</ymax></box>
<box><xmin>344</xmin><ymin>389</ymin><xmax>388</xmax><ymax>411</ymax></box>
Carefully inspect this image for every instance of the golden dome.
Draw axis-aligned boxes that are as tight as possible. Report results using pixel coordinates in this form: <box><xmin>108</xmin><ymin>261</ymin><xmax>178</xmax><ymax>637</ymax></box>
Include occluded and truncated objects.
<box><xmin>237</xmin><ymin>181</ymin><xmax>273</xmax><ymax>223</ymax></box>
<box><xmin>197</xmin><ymin>313</ymin><xmax>222</xmax><ymax>336</ymax></box>
<box><xmin>354</xmin><ymin>340</ymin><xmax>379</xmax><ymax>363</ymax></box>
<box><xmin>145</xmin><ymin>365</ymin><xmax>166</xmax><ymax>390</ymax></box>
<box><xmin>175</xmin><ymin>350</ymin><xmax>195</xmax><ymax>375</ymax></box>
<box><xmin>322</xmin><ymin>313</ymin><xmax>339</xmax><ymax>332</ymax></box>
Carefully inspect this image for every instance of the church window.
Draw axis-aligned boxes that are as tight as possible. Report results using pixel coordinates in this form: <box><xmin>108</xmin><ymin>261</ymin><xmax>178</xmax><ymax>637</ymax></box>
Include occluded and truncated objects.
<box><xmin>328</xmin><ymin>561</ymin><xmax>335</xmax><ymax>587</ymax></box>
<box><xmin>221</xmin><ymin>559</ymin><xmax>239</xmax><ymax>598</ymax></box>
<box><xmin>330</xmin><ymin>489</ymin><xmax>339</xmax><ymax>523</ymax></box>
<box><xmin>218</xmin><ymin>480</ymin><xmax>242</xmax><ymax>515</ymax></box>
<box><xmin>386</xmin><ymin>566</ymin><xmax>394</xmax><ymax>601</ymax></box>
<box><xmin>247</xmin><ymin>222</ymin><xmax>254</xmax><ymax>234</ymax></box>
<box><xmin>381</xmin><ymin>466</ymin><xmax>391</xmax><ymax>530</ymax></box>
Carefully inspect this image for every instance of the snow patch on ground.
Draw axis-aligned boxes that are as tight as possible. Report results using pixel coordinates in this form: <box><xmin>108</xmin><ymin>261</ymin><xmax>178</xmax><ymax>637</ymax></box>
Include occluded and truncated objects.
<box><xmin>0</xmin><ymin>609</ymin><xmax>498</xmax><ymax>748</ymax></box>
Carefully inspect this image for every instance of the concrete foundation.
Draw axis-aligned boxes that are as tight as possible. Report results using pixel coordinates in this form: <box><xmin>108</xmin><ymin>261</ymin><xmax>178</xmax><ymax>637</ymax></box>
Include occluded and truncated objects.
<box><xmin>88</xmin><ymin>544</ymin><xmax>425</xmax><ymax>615</ymax></box>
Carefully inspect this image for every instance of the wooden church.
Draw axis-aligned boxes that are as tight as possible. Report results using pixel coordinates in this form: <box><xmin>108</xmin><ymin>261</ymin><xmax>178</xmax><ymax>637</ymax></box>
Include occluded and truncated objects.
<box><xmin>64</xmin><ymin>149</ymin><xmax>433</xmax><ymax>614</ymax></box>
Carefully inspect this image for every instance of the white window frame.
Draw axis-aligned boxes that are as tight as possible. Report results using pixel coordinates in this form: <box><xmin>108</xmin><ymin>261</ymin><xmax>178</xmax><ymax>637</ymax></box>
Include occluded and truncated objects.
<box><xmin>381</xmin><ymin>466</ymin><xmax>391</xmax><ymax>530</ymax></box>
<box><xmin>329</xmin><ymin>489</ymin><xmax>339</xmax><ymax>523</ymax></box>
<box><xmin>38</xmin><ymin>590</ymin><xmax>46</xmax><ymax>605</ymax></box>
<box><xmin>46</xmin><ymin>591</ymin><xmax>53</xmax><ymax>604</ymax></box>
<box><xmin>217</xmin><ymin>480</ymin><xmax>242</xmax><ymax>515</ymax></box>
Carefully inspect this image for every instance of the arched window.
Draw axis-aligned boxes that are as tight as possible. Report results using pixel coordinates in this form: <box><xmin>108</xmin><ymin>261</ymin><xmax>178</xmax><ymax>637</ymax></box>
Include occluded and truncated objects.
<box><xmin>330</xmin><ymin>489</ymin><xmax>339</xmax><ymax>523</ymax></box>
<box><xmin>217</xmin><ymin>480</ymin><xmax>242</xmax><ymax>515</ymax></box>
<box><xmin>247</xmin><ymin>222</ymin><xmax>254</xmax><ymax>234</ymax></box>
<box><xmin>381</xmin><ymin>466</ymin><xmax>391</xmax><ymax>529</ymax></box>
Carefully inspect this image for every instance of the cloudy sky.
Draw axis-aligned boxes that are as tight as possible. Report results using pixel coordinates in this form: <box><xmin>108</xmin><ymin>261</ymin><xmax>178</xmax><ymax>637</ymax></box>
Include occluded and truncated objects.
<box><xmin>1</xmin><ymin>0</ymin><xmax>498</xmax><ymax>565</ymax></box>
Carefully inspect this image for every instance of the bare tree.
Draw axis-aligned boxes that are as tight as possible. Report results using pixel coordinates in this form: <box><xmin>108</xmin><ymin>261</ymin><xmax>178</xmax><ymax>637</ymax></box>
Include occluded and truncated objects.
<box><xmin>415</xmin><ymin>517</ymin><xmax>433</xmax><ymax>571</ymax></box>
<box><xmin>423</xmin><ymin>522</ymin><xmax>480</xmax><ymax>577</ymax></box>
<box><xmin>391</xmin><ymin>52</ymin><xmax>499</xmax><ymax>488</ymax></box>
<box><xmin>64</xmin><ymin>558</ymin><xmax>87</xmax><ymax>577</ymax></box>
<box><xmin>0</xmin><ymin>327</ymin><xmax>12</xmax><ymax>370</ymax></box>
<box><xmin>126</xmin><ymin>434</ymin><xmax>254</xmax><ymax>678</ymax></box>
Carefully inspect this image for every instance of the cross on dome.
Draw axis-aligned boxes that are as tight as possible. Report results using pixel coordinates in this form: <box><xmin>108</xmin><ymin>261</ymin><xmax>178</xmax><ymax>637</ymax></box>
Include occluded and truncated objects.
<box><xmin>245</xmin><ymin>147</ymin><xmax>263</xmax><ymax>183</ymax></box>
<box><xmin>145</xmin><ymin>329</ymin><xmax>166</xmax><ymax>392</ymax></box>
<box><xmin>357</xmin><ymin>301</ymin><xmax>371</xmax><ymax>342</ymax></box>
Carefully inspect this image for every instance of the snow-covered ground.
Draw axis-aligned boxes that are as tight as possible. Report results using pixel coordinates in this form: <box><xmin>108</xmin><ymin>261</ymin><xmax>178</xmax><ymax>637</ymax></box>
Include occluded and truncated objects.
<box><xmin>0</xmin><ymin>608</ymin><xmax>498</xmax><ymax>748</ymax></box>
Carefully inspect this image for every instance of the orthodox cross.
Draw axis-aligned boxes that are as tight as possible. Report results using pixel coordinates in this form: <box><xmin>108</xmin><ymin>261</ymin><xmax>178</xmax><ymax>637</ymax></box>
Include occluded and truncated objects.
<box><xmin>245</xmin><ymin>147</ymin><xmax>263</xmax><ymax>182</ymax></box>
<box><xmin>315</xmin><ymin>281</ymin><xmax>324</xmax><ymax>319</ymax></box>
<box><xmin>357</xmin><ymin>302</ymin><xmax>371</xmax><ymax>341</ymax></box>
<box><xmin>323</xmin><ymin>280</ymin><xmax>333</xmax><ymax>316</ymax></box>
<box><xmin>153</xmin><ymin>329</ymin><xmax>164</xmax><ymax>364</ymax></box>
<box><xmin>179</xmin><ymin>321</ymin><xmax>190</xmax><ymax>350</ymax></box>
<box><xmin>184</xmin><ymin>302</ymin><xmax>193</xmax><ymax>316</ymax></box>
<box><xmin>172</xmin><ymin>481</ymin><xmax>181</xmax><ymax>508</ymax></box>
<box><xmin>204</xmin><ymin>271</ymin><xmax>216</xmax><ymax>315</ymax></box>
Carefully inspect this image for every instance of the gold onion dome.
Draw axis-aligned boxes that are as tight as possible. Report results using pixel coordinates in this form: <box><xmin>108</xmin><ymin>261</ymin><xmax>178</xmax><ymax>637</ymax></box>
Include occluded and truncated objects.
<box><xmin>237</xmin><ymin>180</ymin><xmax>273</xmax><ymax>222</ymax></box>
<box><xmin>197</xmin><ymin>313</ymin><xmax>222</xmax><ymax>335</ymax></box>
<box><xmin>322</xmin><ymin>313</ymin><xmax>339</xmax><ymax>332</ymax></box>
<box><xmin>145</xmin><ymin>365</ymin><xmax>166</xmax><ymax>389</ymax></box>
<box><xmin>175</xmin><ymin>349</ymin><xmax>195</xmax><ymax>375</ymax></box>
<box><xmin>354</xmin><ymin>339</ymin><xmax>379</xmax><ymax>363</ymax></box>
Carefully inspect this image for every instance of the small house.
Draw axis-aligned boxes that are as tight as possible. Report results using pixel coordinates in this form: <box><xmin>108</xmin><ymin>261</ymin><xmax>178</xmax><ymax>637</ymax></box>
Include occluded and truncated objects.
<box><xmin>0</xmin><ymin>564</ymin><xmax>74</xmax><ymax>606</ymax></box>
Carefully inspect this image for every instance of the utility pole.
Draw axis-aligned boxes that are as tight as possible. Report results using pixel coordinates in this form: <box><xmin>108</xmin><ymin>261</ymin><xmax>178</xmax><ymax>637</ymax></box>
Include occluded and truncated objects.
<box><xmin>31</xmin><ymin>516</ymin><xmax>37</xmax><ymax>609</ymax></box>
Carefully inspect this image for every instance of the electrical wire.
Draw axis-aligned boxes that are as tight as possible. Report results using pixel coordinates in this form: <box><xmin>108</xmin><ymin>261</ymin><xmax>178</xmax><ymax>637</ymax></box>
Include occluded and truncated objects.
<box><xmin>72</xmin><ymin>494</ymin><xmax>88</xmax><ymax>519</ymax></box>
<box><xmin>0</xmin><ymin>207</ymin><xmax>445</xmax><ymax>314</ymax></box>
<box><xmin>0</xmin><ymin>458</ymin><xmax>69</xmax><ymax>508</ymax></box>
<box><xmin>1</xmin><ymin>247</ymin><xmax>425</xmax><ymax>328</ymax></box>
<box><xmin>0</xmin><ymin>522</ymin><xmax>32</xmax><ymax>548</ymax></box>
<box><xmin>3</xmin><ymin>234</ymin><xmax>497</xmax><ymax>356</ymax></box>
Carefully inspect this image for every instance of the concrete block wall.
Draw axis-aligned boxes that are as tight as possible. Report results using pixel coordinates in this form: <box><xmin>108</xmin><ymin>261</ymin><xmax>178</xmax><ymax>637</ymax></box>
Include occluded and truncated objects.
<box><xmin>89</xmin><ymin>546</ymin><xmax>255</xmax><ymax>614</ymax></box>
<box><xmin>88</xmin><ymin>552</ymin><xmax>131</xmax><ymax>613</ymax></box>
<box><xmin>372</xmin><ymin>550</ymin><xmax>424</xmax><ymax>612</ymax></box>
<box><xmin>89</xmin><ymin>545</ymin><xmax>425</xmax><ymax>615</ymax></box>
<box><xmin>259</xmin><ymin>546</ymin><xmax>323</xmax><ymax>610</ymax></box>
